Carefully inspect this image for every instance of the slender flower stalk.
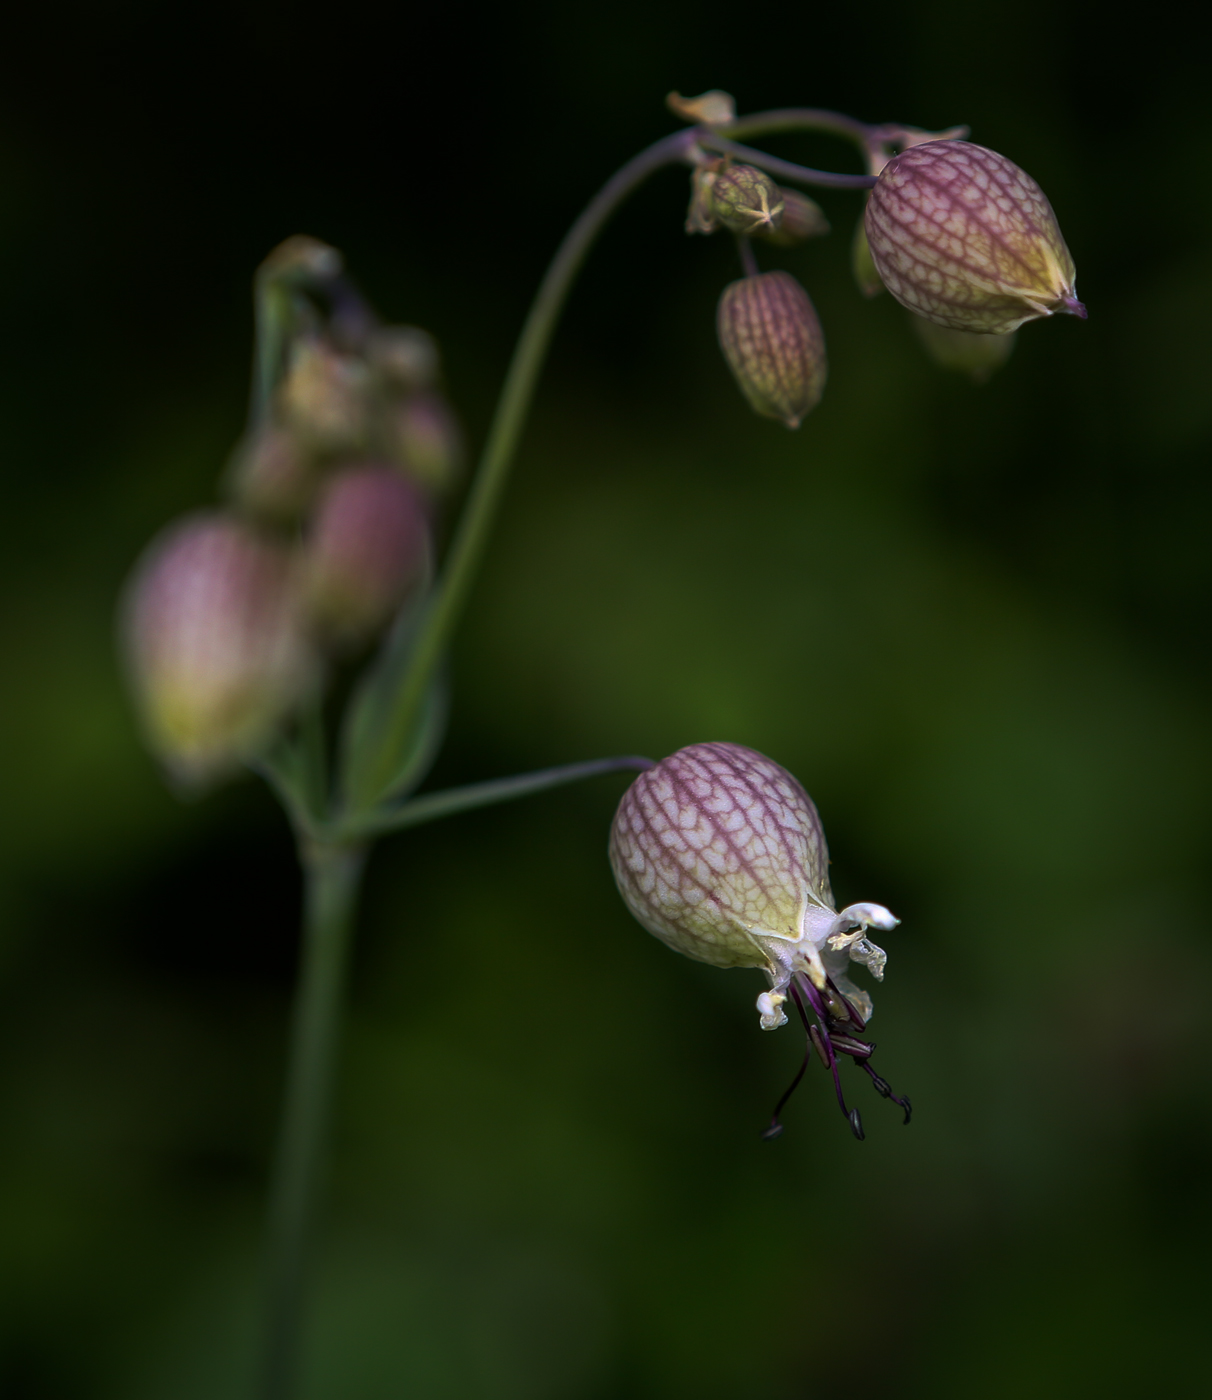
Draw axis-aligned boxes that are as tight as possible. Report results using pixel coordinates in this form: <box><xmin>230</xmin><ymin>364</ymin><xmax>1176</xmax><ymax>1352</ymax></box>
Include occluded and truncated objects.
<box><xmin>262</xmin><ymin>843</ymin><xmax>364</xmax><ymax>1400</ymax></box>
<box><xmin>699</xmin><ymin>133</ymin><xmax>878</xmax><ymax>191</ymax></box>
<box><xmin>340</xmin><ymin>127</ymin><xmax>698</xmax><ymax>811</ymax></box>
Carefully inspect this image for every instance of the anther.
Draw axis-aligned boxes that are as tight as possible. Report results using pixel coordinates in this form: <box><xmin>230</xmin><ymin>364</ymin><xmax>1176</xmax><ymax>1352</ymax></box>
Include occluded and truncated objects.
<box><xmin>808</xmin><ymin>1026</ymin><xmax>831</xmax><ymax>1069</ymax></box>
<box><xmin>859</xmin><ymin>1060</ymin><xmax>912</xmax><ymax>1125</ymax></box>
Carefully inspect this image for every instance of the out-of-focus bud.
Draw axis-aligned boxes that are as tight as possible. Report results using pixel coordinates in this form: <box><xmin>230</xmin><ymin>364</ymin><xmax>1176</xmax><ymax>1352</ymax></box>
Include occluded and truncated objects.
<box><xmin>708</xmin><ymin>164</ymin><xmax>785</xmax><ymax>235</ymax></box>
<box><xmin>865</xmin><ymin>140</ymin><xmax>1086</xmax><ymax>334</ymax></box>
<box><xmin>911</xmin><ymin>316</ymin><xmax>1015</xmax><ymax>382</ymax></box>
<box><xmin>387</xmin><ymin>392</ymin><xmax>464</xmax><ymax>494</ymax></box>
<box><xmin>368</xmin><ymin>326</ymin><xmax>440</xmax><ymax>393</ymax></box>
<box><xmin>758</xmin><ymin>188</ymin><xmax>829</xmax><ymax>247</ymax></box>
<box><xmin>227</xmin><ymin>425</ymin><xmax>317</xmax><ymax>522</ymax></box>
<box><xmin>667</xmin><ymin>89</ymin><xmax>736</xmax><ymax>126</ymax></box>
<box><xmin>258</xmin><ymin>234</ymin><xmax>343</xmax><ymax>285</ymax></box>
<box><xmin>717</xmin><ymin>271</ymin><xmax>826</xmax><ymax>429</ymax></box>
<box><xmin>685</xmin><ymin>160</ymin><xmax>724</xmax><ymax>235</ymax></box>
<box><xmin>277</xmin><ymin>335</ymin><xmax>370</xmax><ymax>453</ymax></box>
<box><xmin>302</xmin><ymin>466</ymin><xmax>429</xmax><ymax>646</ymax></box>
<box><xmin>851</xmin><ymin>213</ymin><xmax>883</xmax><ymax>298</ymax></box>
<box><xmin>122</xmin><ymin>513</ymin><xmax>312</xmax><ymax>786</ymax></box>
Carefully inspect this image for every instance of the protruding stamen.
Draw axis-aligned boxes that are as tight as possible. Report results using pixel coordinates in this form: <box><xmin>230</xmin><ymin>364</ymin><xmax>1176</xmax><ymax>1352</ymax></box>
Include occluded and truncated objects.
<box><xmin>762</xmin><ymin>1039</ymin><xmax>811</xmax><ymax>1141</ymax></box>
<box><xmin>792</xmin><ymin>982</ymin><xmax>862</xmax><ymax>1136</ymax></box>
<box><xmin>859</xmin><ymin>1060</ymin><xmax>913</xmax><ymax>1125</ymax></box>
<box><xmin>808</xmin><ymin>1026</ymin><xmax>831</xmax><ymax>1069</ymax></box>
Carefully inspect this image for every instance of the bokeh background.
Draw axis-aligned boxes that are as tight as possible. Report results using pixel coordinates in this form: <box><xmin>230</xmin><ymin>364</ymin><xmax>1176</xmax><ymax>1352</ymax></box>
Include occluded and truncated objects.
<box><xmin>3</xmin><ymin>2</ymin><xmax>1210</xmax><ymax>1396</ymax></box>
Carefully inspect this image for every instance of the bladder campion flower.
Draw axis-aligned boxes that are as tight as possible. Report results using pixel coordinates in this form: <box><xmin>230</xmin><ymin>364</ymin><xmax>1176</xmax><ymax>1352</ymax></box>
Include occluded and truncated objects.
<box><xmin>122</xmin><ymin>513</ymin><xmax>313</xmax><ymax>786</ymax></box>
<box><xmin>717</xmin><ymin>272</ymin><xmax>826</xmax><ymax>429</ymax></box>
<box><xmin>865</xmin><ymin>140</ymin><xmax>1085</xmax><ymax>334</ymax></box>
<box><xmin>610</xmin><ymin>742</ymin><xmax>910</xmax><ymax>1138</ymax></box>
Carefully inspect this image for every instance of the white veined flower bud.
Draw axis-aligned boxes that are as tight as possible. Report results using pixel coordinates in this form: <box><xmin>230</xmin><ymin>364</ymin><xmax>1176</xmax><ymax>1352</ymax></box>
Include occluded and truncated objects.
<box><xmin>865</xmin><ymin>140</ymin><xmax>1086</xmax><ymax>334</ymax></box>
<box><xmin>609</xmin><ymin>743</ymin><xmax>910</xmax><ymax>1138</ymax></box>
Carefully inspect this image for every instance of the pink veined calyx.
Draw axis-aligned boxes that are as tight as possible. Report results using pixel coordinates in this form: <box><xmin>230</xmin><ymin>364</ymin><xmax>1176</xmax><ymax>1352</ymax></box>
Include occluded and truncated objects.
<box><xmin>609</xmin><ymin>742</ymin><xmax>911</xmax><ymax>1140</ymax></box>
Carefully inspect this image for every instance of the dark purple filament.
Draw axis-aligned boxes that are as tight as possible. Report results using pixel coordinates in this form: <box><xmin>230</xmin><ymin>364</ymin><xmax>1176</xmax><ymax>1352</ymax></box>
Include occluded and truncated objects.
<box><xmin>761</xmin><ymin>968</ymin><xmax>912</xmax><ymax>1141</ymax></box>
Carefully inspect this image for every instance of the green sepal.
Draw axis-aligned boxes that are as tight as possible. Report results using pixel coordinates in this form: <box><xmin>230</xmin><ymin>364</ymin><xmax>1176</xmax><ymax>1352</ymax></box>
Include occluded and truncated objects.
<box><xmin>851</xmin><ymin>211</ymin><xmax>884</xmax><ymax>298</ymax></box>
<box><xmin>337</xmin><ymin>585</ymin><xmax>449</xmax><ymax>814</ymax></box>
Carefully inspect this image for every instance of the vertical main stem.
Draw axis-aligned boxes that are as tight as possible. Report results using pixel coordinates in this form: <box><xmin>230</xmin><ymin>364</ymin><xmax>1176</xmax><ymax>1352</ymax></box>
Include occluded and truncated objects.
<box><xmin>261</xmin><ymin>842</ymin><xmax>366</xmax><ymax>1400</ymax></box>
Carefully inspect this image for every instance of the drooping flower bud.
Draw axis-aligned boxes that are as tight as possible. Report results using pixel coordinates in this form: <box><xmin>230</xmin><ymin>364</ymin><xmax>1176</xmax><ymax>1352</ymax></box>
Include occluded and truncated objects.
<box><xmin>717</xmin><ymin>271</ymin><xmax>826</xmax><ymax>428</ymax></box>
<box><xmin>851</xmin><ymin>214</ymin><xmax>884</xmax><ymax>298</ymax></box>
<box><xmin>865</xmin><ymin>140</ymin><xmax>1086</xmax><ymax>334</ymax></box>
<box><xmin>610</xmin><ymin>743</ymin><xmax>908</xmax><ymax>1137</ymax></box>
<box><xmin>122</xmin><ymin>513</ymin><xmax>313</xmax><ymax>786</ymax></box>
<box><xmin>302</xmin><ymin>466</ymin><xmax>429</xmax><ymax>645</ymax></box>
<box><xmin>368</xmin><ymin>326</ymin><xmax>440</xmax><ymax>393</ymax></box>
<box><xmin>277</xmin><ymin>335</ymin><xmax>371</xmax><ymax>453</ymax></box>
<box><xmin>226</xmin><ymin>425</ymin><xmax>317</xmax><ymax>523</ymax></box>
<box><xmin>708</xmin><ymin>164</ymin><xmax>785</xmax><ymax>235</ymax></box>
<box><xmin>758</xmin><ymin>188</ymin><xmax>829</xmax><ymax>247</ymax></box>
<box><xmin>911</xmin><ymin>315</ymin><xmax>1016</xmax><ymax>382</ymax></box>
<box><xmin>387</xmin><ymin>391</ymin><xmax>464</xmax><ymax>494</ymax></box>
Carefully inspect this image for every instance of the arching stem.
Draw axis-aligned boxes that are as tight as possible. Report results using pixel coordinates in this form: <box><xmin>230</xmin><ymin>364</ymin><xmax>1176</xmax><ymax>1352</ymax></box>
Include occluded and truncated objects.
<box><xmin>345</xmin><ymin>127</ymin><xmax>699</xmax><ymax>808</ymax></box>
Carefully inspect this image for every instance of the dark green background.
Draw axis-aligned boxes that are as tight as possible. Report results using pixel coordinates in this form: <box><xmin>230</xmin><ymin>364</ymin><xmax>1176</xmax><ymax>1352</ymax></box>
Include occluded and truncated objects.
<box><xmin>2</xmin><ymin>2</ymin><xmax>1209</xmax><ymax>1395</ymax></box>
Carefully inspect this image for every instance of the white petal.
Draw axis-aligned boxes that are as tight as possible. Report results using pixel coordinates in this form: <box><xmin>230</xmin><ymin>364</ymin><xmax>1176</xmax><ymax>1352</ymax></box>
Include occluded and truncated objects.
<box><xmin>756</xmin><ymin>991</ymin><xmax>788</xmax><ymax>1031</ymax></box>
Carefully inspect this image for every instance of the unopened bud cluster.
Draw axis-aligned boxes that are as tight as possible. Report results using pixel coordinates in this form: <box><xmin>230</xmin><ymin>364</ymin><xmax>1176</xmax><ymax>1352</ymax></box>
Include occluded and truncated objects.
<box><xmin>684</xmin><ymin>153</ymin><xmax>830</xmax><ymax>428</ymax></box>
<box><xmin>669</xmin><ymin>93</ymin><xmax>1084</xmax><ymax>417</ymax></box>
<box><xmin>123</xmin><ymin>237</ymin><xmax>462</xmax><ymax>785</ymax></box>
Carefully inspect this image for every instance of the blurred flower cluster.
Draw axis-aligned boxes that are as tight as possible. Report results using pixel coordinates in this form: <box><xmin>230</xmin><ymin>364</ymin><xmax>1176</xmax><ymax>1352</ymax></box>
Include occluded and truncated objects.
<box><xmin>122</xmin><ymin>236</ymin><xmax>462</xmax><ymax>786</ymax></box>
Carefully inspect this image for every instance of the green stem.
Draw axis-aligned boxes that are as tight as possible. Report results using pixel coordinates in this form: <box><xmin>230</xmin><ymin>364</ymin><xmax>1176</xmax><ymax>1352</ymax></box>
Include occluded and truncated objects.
<box><xmin>341</xmin><ymin>755</ymin><xmax>654</xmax><ymax>840</ymax></box>
<box><xmin>724</xmin><ymin>107</ymin><xmax>879</xmax><ymax>147</ymax></box>
<box><xmin>261</xmin><ymin>842</ymin><xmax>366</xmax><ymax>1400</ymax></box>
<box><xmin>347</xmin><ymin>127</ymin><xmax>698</xmax><ymax>809</ymax></box>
